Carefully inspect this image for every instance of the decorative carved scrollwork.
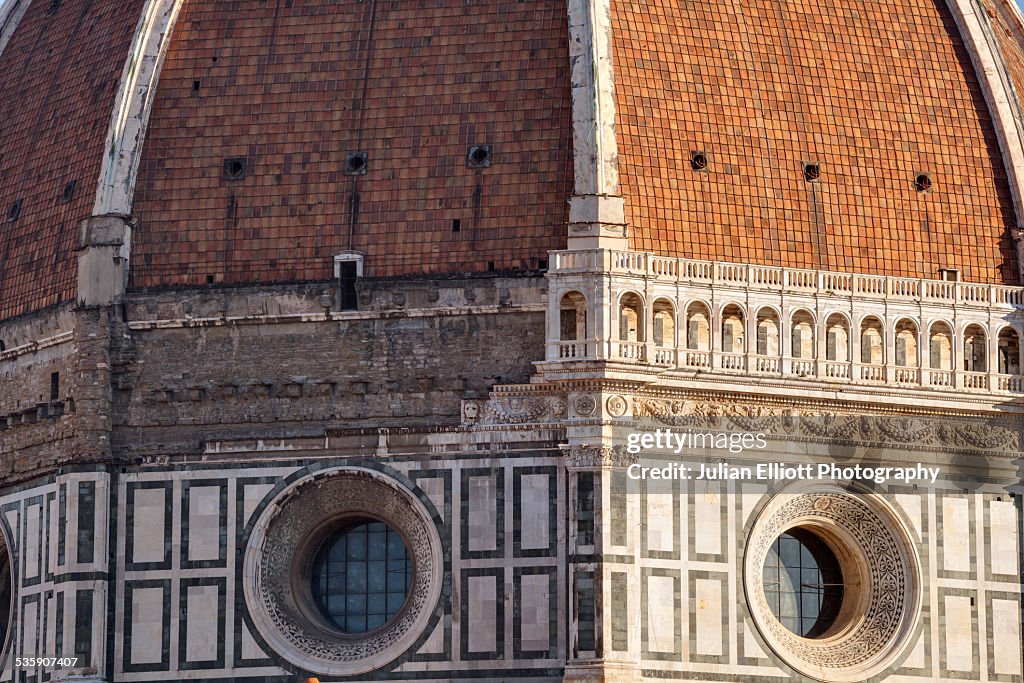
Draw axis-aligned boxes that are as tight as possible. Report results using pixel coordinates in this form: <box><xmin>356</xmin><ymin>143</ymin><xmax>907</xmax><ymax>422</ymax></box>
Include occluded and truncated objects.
<box><xmin>463</xmin><ymin>395</ymin><xmax>571</xmax><ymax>425</ymax></box>
<box><xmin>565</xmin><ymin>445</ymin><xmax>637</xmax><ymax>468</ymax></box>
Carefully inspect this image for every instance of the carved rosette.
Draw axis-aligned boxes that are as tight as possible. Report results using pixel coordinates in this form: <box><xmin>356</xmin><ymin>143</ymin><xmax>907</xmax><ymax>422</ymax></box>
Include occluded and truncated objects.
<box><xmin>743</xmin><ymin>487</ymin><xmax>920</xmax><ymax>681</ymax></box>
<box><xmin>242</xmin><ymin>467</ymin><xmax>443</xmax><ymax>676</ymax></box>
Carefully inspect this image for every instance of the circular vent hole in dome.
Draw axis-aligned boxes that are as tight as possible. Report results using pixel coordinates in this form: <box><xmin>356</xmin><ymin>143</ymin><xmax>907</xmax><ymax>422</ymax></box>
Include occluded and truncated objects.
<box><xmin>690</xmin><ymin>151</ymin><xmax>709</xmax><ymax>171</ymax></box>
<box><xmin>467</xmin><ymin>145</ymin><xmax>491</xmax><ymax>168</ymax></box>
<box><xmin>914</xmin><ymin>173</ymin><xmax>932</xmax><ymax>192</ymax></box>
<box><xmin>223</xmin><ymin>157</ymin><xmax>247</xmax><ymax>180</ymax></box>
<box><xmin>803</xmin><ymin>163</ymin><xmax>821</xmax><ymax>182</ymax></box>
<box><xmin>345</xmin><ymin>152</ymin><xmax>368</xmax><ymax>175</ymax></box>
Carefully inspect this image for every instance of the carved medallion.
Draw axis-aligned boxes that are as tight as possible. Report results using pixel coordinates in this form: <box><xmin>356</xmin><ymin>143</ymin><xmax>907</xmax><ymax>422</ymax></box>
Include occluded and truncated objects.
<box><xmin>574</xmin><ymin>394</ymin><xmax>597</xmax><ymax>417</ymax></box>
<box><xmin>606</xmin><ymin>394</ymin><xmax>629</xmax><ymax>417</ymax></box>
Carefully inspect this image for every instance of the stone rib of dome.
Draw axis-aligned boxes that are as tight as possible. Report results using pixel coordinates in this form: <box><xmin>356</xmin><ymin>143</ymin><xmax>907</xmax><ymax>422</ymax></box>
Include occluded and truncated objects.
<box><xmin>612</xmin><ymin>0</ymin><xmax>1021</xmax><ymax>283</ymax></box>
<box><xmin>0</xmin><ymin>0</ymin><xmax>146</xmax><ymax>320</ymax></box>
<box><xmin>128</xmin><ymin>0</ymin><xmax>573</xmax><ymax>287</ymax></box>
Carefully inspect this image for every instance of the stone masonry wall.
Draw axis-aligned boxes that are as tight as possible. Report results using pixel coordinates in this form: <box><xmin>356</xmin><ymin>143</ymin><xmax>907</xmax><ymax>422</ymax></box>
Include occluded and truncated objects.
<box><xmin>111</xmin><ymin>275</ymin><xmax>548</xmax><ymax>458</ymax></box>
<box><xmin>0</xmin><ymin>305</ymin><xmax>114</xmax><ymax>482</ymax></box>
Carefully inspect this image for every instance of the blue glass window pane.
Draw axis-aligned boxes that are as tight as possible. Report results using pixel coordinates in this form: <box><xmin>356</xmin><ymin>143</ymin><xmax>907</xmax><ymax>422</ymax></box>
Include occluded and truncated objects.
<box><xmin>367</xmin><ymin>593</ymin><xmax>386</xmax><ymax>613</ymax></box>
<box><xmin>368</xmin><ymin>565</ymin><xmax>387</xmax><ymax>592</ymax></box>
<box><xmin>369</xmin><ymin>533</ymin><xmax>386</xmax><ymax>560</ymax></box>
<box><xmin>386</xmin><ymin>591</ymin><xmax>406</xmax><ymax>613</ymax></box>
<box><xmin>310</xmin><ymin>520</ymin><xmax>412</xmax><ymax>635</ymax></box>
<box><xmin>347</xmin><ymin>562</ymin><xmax>367</xmax><ymax>592</ymax></box>
<box><xmin>387</xmin><ymin>531</ymin><xmax>405</xmax><ymax>557</ymax></box>
<box><xmin>348</xmin><ymin>529</ymin><xmax>367</xmax><ymax>560</ymax></box>
<box><xmin>762</xmin><ymin>530</ymin><xmax>844</xmax><ymax>638</ymax></box>
<box><xmin>346</xmin><ymin>615</ymin><xmax>366</xmax><ymax>633</ymax></box>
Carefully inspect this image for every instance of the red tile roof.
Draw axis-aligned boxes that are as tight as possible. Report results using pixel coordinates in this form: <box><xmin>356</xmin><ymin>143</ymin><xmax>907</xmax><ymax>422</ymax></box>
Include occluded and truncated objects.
<box><xmin>0</xmin><ymin>0</ymin><xmax>146</xmax><ymax>320</ymax></box>
<box><xmin>130</xmin><ymin>0</ymin><xmax>573</xmax><ymax>287</ymax></box>
<box><xmin>612</xmin><ymin>0</ymin><xmax>1021</xmax><ymax>283</ymax></box>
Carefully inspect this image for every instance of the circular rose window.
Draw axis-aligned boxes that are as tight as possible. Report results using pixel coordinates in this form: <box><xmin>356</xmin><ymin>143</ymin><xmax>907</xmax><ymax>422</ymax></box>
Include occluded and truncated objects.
<box><xmin>0</xmin><ymin>534</ymin><xmax>11</xmax><ymax>660</ymax></box>
<box><xmin>243</xmin><ymin>467</ymin><xmax>444</xmax><ymax>676</ymax></box>
<box><xmin>744</xmin><ymin>485</ymin><xmax>920</xmax><ymax>681</ymax></box>
<box><xmin>762</xmin><ymin>528</ymin><xmax>845</xmax><ymax>638</ymax></box>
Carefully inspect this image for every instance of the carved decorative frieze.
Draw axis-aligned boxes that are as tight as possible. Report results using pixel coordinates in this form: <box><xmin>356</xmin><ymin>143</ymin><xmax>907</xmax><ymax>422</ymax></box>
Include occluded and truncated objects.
<box><xmin>462</xmin><ymin>395</ymin><xmax>570</xmax><ymax>425</ymax></box>
<box><xmin>565</xmin><ymin>445</ymin><xmax>637</xmax><ymax>469</ymax></box>
<box><xmin>631</xmin><ymin>397</ymin><xmax>1022</xmax><ymax>453</ymax></box>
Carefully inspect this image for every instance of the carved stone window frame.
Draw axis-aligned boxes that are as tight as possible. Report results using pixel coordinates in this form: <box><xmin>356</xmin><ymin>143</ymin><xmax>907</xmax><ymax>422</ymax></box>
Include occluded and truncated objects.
<box><xmin>242</xmin><ymin>466</ymin><xmax>444</xmax><ymax>676</ymax></box>
<box><xmin>0</xmin><ymin>529</ymin><xmax>12</xmax><ymax>665</ymax></box>
<box><xmin>743</xmin><ymin>484</ymin><xmax>921</xmax><ymax>681</ymax></box>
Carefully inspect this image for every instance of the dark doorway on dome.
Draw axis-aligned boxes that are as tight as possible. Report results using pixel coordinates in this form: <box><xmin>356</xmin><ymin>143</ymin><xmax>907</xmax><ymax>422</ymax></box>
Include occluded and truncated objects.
<box><xmin>59</xmin><ymin>180</ymin><xmax>77</xmax><ymax>204</ymax></box>
<box><xmin>338</xmin><ymin>261</ymin><xmax>358</xmax><ymax>311</ymax></box>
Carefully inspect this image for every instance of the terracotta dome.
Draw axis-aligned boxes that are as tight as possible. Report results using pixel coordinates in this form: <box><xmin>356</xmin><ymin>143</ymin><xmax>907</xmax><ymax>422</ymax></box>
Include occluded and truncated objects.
<box><xmin>613</xmin><ymin>0</ymin><xmax>1024</xmax><ymax>283</ymax></box>
<box><xmin>3</xmin><ymin>0</ymin><xmax>1024</xmax><ymax>321</ymax></box>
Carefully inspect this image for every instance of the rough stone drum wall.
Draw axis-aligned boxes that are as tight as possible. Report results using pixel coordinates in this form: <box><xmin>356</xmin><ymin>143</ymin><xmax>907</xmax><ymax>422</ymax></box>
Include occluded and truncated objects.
<box><xmin>111</xmin><ymin>282</ymin><xmax>546</xmax><ymax>458</ymax></box>
<box><xmin>612</xmin><ymin>0</ymin><xmax>1021</xmax><ymax>283</ymax></box>
<box><xmin>129</xmin><ymin>0</ymin><xmax>573</xmax><ymax>288</ymax></box>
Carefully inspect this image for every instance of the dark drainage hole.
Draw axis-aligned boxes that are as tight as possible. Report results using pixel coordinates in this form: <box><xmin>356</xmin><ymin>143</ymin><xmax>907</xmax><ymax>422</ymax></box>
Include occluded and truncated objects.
<box><xmin>803</xmin><ymin>163</ymin><xmax>821</xmax><ymax>182</ymax></box>
<box><xmin>467</xmin><ymin>145</ymin><xmax>491</xmax><ymax>168</ymax></box>
<box><xmin>223</xmin><ymin>157</ymin><xmax>247</xmax><ymax>180</ymax></box>
<box><xmin>690</xmin><ymin>151</ymin><xmax>709</xmax><ymax>171</ymax></box>
<box><xmin>914</xmin><ymin>173</ymin><xmax>932</xmax><ymax>192</ymax></box>
<box><xmin>59</xmin><ymin>180</ymin><xmax>77</xmax><ymax>204</ymax></box>
<box><xmin>7</xmin><ymin>199</ymin><xmax>22</xmax><ymax>222</ymax></box>
<box><xmin>345</xmin><ymin>152</ymin><xmax>368</xmax><ymax>175</ymax></box>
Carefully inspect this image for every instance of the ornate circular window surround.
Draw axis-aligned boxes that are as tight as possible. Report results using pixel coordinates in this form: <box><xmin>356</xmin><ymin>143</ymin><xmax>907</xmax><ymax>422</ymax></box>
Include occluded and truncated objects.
<box><xmin>242</xmin><ymin>466</ymin><xmax>444</xmax><ymax>676</ymax></box>
<box><xmin>743</xmin><ymin>484</ymin><xmax>921</xmax><ymax>681</ymax></box>
<box><xmin>0</xmin><ymin>526</ymin><xmax>12</xmax><ymax>668</ymax></box>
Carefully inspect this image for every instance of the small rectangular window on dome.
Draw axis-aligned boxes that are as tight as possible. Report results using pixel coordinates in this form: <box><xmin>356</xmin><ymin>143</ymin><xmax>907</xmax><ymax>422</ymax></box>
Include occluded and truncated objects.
<box><xmin>334</xmin><ymin>252</ymin><xmax>364</xmax><ymax>311</ymax></box>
